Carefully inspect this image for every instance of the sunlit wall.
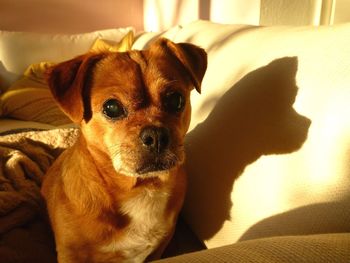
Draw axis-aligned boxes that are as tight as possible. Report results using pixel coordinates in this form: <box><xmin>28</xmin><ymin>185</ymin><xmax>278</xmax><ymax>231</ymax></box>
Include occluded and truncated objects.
<box><xmin>144</xmin><ymin>0</ymin><xmax>260</xmax><ymax>32</ymax></box>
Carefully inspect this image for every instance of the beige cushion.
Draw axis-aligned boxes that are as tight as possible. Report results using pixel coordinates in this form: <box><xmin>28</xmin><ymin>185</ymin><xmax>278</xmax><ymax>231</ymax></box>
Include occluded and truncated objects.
<box><xmin>0</xmin><ymin>27</ymin><xmax>133</xmax><ymax>90</ymax></box>
<box><xmin>132</xmin><ymin>25</ymin><xmax>182</xmax><ymax>50</ymax></box>
<box><xmin>133</xmin><ymin>20</ymin><xmax>350</xmax><ymax>248</ymax></box>
<box><xmin>153</xmin><ymin>233</ymin><xmax>350</xmax><ymax>262</ymax></box>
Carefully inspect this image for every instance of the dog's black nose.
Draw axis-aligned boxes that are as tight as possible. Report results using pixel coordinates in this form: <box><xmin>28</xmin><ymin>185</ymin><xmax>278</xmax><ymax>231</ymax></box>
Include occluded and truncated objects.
<box><xmin>140</xmin><ymin>126</ymin><xmax>170</xmax><ymax>153</ymax></box>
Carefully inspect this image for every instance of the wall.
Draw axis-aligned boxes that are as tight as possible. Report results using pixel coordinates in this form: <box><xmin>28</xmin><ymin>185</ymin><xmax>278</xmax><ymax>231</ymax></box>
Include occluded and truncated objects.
<box><xmin>0</xmin><ymin>0</ymin><xmax>349</xmax><ymax>34</ymax></box>
<box><xmin>143</xmin><ymin>0</ymin><xmax>349</xmax><ymax>31</ymax></box>
<box><xmin>0</xmin><ymin>0</ymin><xmax>144</xmax><ymax>33</ymax></box>
<box><xmin>143</xmin><ymin>0</ymin><xmax>261</xmax><ymax>32</ymax></box>
<box><xmin>333</xmin><ymin>0</ymin><xmax>350</xmax><ymax>24</ymax></box>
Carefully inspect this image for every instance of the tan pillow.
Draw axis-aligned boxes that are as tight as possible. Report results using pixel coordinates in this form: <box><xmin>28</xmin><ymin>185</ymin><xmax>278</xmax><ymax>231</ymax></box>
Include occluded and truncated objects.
<box><xmin>0</xmin><ymin>31</ymin><xmax>134</xmax><ymax>125</ymax></box>
<box><xmin>156</xmin><ymin>20</ymin><xmax>350</xmax><ymax>248</ymax></box>
<box><xmin>0</xmin><ymin>77</ymin><xmax>71</xmax><ymax>126</ymax></box>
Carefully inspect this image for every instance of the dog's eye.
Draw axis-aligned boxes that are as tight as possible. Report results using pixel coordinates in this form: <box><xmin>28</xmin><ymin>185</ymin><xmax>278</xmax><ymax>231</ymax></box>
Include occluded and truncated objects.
<box><xmin>163</xmin><ymin>92</ymin><xmax>185</xmax><ymax>113</ymax></box>
<box><xmin>102</xmin><ymin>99</ymin><xmax>126</xmax><ymax>120</ymax></box>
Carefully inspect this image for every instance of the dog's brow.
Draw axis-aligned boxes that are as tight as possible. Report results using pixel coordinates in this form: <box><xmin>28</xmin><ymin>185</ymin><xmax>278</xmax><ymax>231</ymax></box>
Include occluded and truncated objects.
<box><xmin>164</xmin><ymin>79</ymin><xmax>180</xmax><ymax>87</ymax></box>
<box><xmin>154</xmin><ymin>77</ymin><xmax>180</xmax><ymax>91</ymax></box>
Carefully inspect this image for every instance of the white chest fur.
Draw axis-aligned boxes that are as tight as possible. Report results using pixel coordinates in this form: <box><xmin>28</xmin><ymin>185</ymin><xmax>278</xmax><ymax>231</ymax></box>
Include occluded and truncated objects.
<box><xmin>100</xmin><ymin>188</ymin><xmax>173</xmax><ymax>262</ymax></box>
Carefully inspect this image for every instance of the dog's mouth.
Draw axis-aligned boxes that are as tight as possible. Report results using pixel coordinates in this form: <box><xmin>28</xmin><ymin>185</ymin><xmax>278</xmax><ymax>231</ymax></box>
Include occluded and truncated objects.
<box><xmin>111</xmin><ymin>140</ymin><xmax>184</xmax><ymax>177</ymax></box>
<box><xmin>136</xmin><ymin>155</ymin><xmax>178</xmax><ymax>175</ymax></box>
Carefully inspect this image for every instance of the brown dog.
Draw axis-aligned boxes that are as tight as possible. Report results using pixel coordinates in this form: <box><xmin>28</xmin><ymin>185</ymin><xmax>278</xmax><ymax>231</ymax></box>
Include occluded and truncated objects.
<box><xmin>41</xmin><ymin>38</ymin><xmax>207</xmax><ymax>263</ymax></box>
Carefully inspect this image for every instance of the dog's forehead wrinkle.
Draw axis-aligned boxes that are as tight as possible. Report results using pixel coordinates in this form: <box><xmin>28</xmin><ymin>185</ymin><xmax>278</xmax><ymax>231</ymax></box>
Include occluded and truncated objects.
<box><xmin>126</xmin><ymin>50</ymin><xmax>184</xmax><ymax>98</ymax></box>
<box><xmin>115</xmin><ymin>51</ymin><xmax>150</xmax><ymax>107</ymax></box>
<box><xmin>91</xmin><ymin>54</ymin><xmax>149</xmax><ymax>107</ymax></box>
<box><xmin>94</xmin><ymin>55</ymin><xmax>139</xmax><ymax>86</ymax></box>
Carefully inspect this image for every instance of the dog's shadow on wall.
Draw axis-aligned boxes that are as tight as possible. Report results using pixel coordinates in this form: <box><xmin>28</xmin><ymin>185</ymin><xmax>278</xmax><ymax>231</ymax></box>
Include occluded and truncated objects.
<box><xmin>184</xmin><ymin>57</ymin><xmax>311</xmax><ymax>240</ymax></box>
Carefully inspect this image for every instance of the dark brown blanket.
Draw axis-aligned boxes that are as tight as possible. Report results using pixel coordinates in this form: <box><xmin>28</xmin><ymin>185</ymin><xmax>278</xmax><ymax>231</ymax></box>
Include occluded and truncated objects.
<box><xmin>0</xmin><ymin>128</ymin><xmax>78</xmax><ymax>262</ymax></box>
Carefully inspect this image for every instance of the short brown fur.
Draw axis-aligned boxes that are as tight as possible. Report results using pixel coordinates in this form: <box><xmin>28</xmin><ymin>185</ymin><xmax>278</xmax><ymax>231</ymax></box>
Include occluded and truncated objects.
<box><xmin>41</xmin><ymin>38</ymin><xmax>207</xmax><ymax>263</ymax></box>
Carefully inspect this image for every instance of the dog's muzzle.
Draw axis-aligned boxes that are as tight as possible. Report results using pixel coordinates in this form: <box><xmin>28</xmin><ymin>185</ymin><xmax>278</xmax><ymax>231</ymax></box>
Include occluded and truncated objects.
<box><xmin>140</xmin><ymin>126</ymin><xmax>170</xmax><ymax>154</ymax></box>
<box><xmin>137</xmin><ymin>126</ymin><xmax>177</xmax><ymax>174</ymax></box>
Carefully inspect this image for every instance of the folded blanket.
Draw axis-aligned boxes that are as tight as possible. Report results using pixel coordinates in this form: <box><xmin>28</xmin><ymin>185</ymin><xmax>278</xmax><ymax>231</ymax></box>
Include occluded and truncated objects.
<box><xmin>0</xmin><ymin>128</ymin><xmax>78</xmax><ymax>234</ymax></box>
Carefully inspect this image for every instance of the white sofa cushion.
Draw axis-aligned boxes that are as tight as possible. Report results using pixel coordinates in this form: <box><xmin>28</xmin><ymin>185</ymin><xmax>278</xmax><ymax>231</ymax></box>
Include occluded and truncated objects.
<box><xmin>133</xmin><ymin>20</ymin><xmax>350</xmax><ymax>248</ymax></box>
<box><xmin>0</xmin><ymin>27</ymin><xmax>133</xmax><ymax>90</ymax></box>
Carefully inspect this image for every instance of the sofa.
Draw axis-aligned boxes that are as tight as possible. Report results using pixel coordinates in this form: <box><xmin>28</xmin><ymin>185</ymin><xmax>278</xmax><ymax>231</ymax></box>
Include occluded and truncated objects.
<box><xmin>0</xmin><ymin>20</ymin><xmax>349</xmax><ymax>262</ymax></box>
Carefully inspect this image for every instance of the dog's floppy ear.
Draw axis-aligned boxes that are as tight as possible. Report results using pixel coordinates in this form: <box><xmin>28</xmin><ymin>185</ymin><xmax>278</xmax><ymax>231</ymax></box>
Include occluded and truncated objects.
<box><xmin>47</xmin><ymin>53</ymin><xmax>103</xmax><ymax>123</ymax></box>
<box><xmin>152</xmin><ymin>38</ymin><xmax>207</xmax><ymax>93</ymax></box>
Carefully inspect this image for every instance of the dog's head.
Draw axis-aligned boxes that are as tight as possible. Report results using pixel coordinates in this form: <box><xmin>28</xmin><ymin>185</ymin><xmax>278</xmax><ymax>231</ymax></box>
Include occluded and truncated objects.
<box><xmin>48</xmin><ymin>38</ymin><xmax>207</xmax><ymax>177</ymax></box>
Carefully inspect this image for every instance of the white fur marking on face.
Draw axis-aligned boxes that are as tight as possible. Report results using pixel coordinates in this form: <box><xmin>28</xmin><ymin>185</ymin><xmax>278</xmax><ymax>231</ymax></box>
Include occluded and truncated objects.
<box><xmin>107</xmin><ymin>140</ymin><xmax>142</xmax><ymax>177</ymax></box>
<box><xmin>112</xmin><ymin>152</ymin><xmax>135</xmax><ymax>176</ymax></box>
<box><xmin>100</xmin><ymin>188</ymin><xmax>174</xmax><ymax>261</ymax></box>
